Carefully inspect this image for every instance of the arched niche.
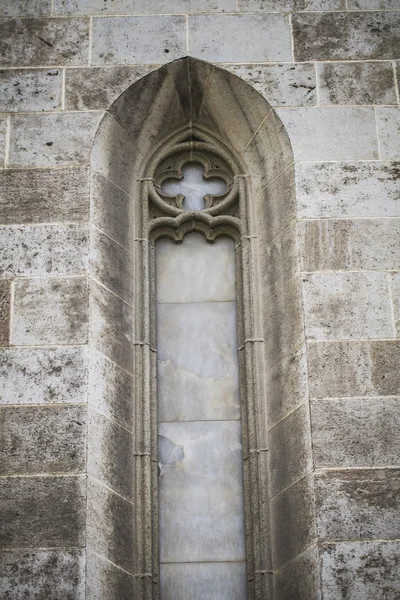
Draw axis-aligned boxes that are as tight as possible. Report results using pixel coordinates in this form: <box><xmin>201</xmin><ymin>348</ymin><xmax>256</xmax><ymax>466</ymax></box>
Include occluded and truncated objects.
<box><xmin>89</xmin><ymin>57</ymin><xmax>315</xmax><ymax>600</ymax></box>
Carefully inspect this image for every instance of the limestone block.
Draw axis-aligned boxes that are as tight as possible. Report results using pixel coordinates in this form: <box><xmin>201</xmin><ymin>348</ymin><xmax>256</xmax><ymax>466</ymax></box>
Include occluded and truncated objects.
<box><xmin>223</xmin><ymin>63</ymin><xmax>317</xmax><ymax>107</ymax></box>
<box><xmin>262</xmin><ymin>223</ymin><xmax>299</xmax><ymax>301</ymax></box>
<box><xmin>321</xmin><ymin>541</ymin><xmax>400</xmax><ymax>599</ymax></box>
<box><xmin>376</xmin><ymin>106</ymin><xmax>400</xmax><ymax>160</ymax></box>
<box><xmin>0</xmin><ymin>346</ymin><xmax>87</xmax><ymax>405</ymax></box>
<box><xmin>9</xmin><ymin>112</ymin><xmax>102</xmax><ymax>168</ymax></box>
<box><xmin>238</xmin><ymin>0</ymin><xmax>344</xmax><ymax>8</ymax></box>
<box><xmin>55</xmin><ymin>0</ymin><xmax>235</xmax><ymax>14</ymax></box>
<box><xmin>292</xmin><ymin>12</ymin><xmax>400</xmax><ymax>61</ymax></box>
<box><xmin>0</xmin><ymin>549</ymin><xmax>85</xmax><ymax>600</ymax></box>
<box><xmin>160</xmin><ymin>562</ymin><xmax>247</xmax><ymax>600</ymax></box>
<box><xmin>315</xmin><ymin>468</ymin><xmax>400</xmax><ymax>540</ymax></box>
<box><xmin>296</xmin><ymin>161</ymin><xmax>400</xmax><ymax>219</ymax></box>
<box><xmin>86</xmin><ymin>477</ymin><xmax>134</xmax><ymax>573</ymax></box>
<box><xmin>274</xmin><ymin>545</ymin><xmax>320</xmax><ymax>600</ymax></box>
<box><xmin>158</xmin><ymin>421</ymin><xmax>245</xmax><ymax>562</ymax></box>
<box><xmin>0</xmin><ymin>17</ymin><xmax>89</xmax><ymax>67</ymax></box>
<box><xmin>256</xmin><ymin>166</ymin><xmax>296</xmax><ymax>246</ymax></box>
<box><xmin>12</xmin><ymin>277</ymin><xmax>88</xmax><ymax>346</ymax></box>
<box><xmin>189</xmin><ymin>14</ymin><xmax>292</xmax><ymax>62</ymax></box>
<box><xmin>90</xmin><ymin>226</ymin><xmax>133</xmax><ymax>303</ymax></box>
<box><xmin>307</xmin><ymin>340</ymin><xmax>400</xmax><ymax>398</ymax></box>
<box><xmin>0</xmin><ymin>69</ymin><xmax>62</xmax><ymax>112</ymax></box>
<box><xmin>91</xmin><ymin>16</ymin><xmax>186</xmax><ymax>65</ymax></box>
<box><xmin>348</xmin><ymin>0</ymin><xmax>400</xmax><ymax>7</ymax></box>
<box><xmin>0</xmin><ymin>475</ymin><xmax>86</xmax><ymax>548</ymax></box>
<box><xmin>0</xmin><ymin>280</ymin><xmax>10</xmax><ymax>347</ymax></box>
<box><xmin>299</xmin><ymin>218</ymin><xmax>400</xmax><ymax>271</ymax></box>
<box><xmin>0</xmin><ymin>405</ymin><xmax>87</xmax><ymax>475</ymax></box>
<box><xmin>86</xmin><ymin>551</ymin><xmax>134</xmax><ymax>600</ymax></box>
<box><xmin>270</xmin><ymin>474</ymin><xmax>316</xmax><ymax>569</ymax></box>
<box><xmin>302</xmin><ymin>272</ymin><xmax>393</xmax><ymax>340</ymax></box>
<box><xmin>88</xmin><ymin>348</ymin><xmax>134</xmax><ymax>430</ymax></box>
<box><xmin>0</xmin><ymin>0</ymin><xmax>51</xmax><ymax>16</ymax></box>
<box><xmin>317</xmin><ymin>61</ymin><xmax>397</xmax><ymax>106</ymax></box>
<box><xmin>0</xmin><ymin>224</ymin><xmax>88</xmax><ymax>277</ymax></box>
<box><xmin>89</xmin><ymin>279</ymin><xmax>133</xmax><ymax>373</ymax></box>
<box><xmin>87</xmin><ymin>407</ymin><xmax>134</xmax><ymax>500</ymax></box>
<box><xmin>0</xmin><ymin>167</ymin><xmax>90</xmax><ymax>224</ymax></box>
<box><xmin>391</xmin><ymin>273</ymin><xmax>400</xmax><ymax>336</ymax></box>
<box><xmin>277</xmin><ymin>107</ymin><xmax>378</xmax><ymax>161</ymax></box>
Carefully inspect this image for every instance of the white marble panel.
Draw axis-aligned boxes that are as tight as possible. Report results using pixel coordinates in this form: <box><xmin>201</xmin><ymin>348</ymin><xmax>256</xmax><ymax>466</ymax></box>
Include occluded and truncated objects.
<box><xmin>156</xmin><ymin>233</ymin><xmax>236</xmax><ymax>304</ymax></box>
<box><xmin>158</xmin><ymin>420</ymin><xmax>246</xmax><ymax>562</ymax></box>
<box><xmin>157</xmin><ymin>302</ymin><xmax>240</xmax><ymax>421</ymax></box>
<box><xmin>160</xmin><ymin>562</ymin><xmax>248</xmax><ymax>600</ymax></box>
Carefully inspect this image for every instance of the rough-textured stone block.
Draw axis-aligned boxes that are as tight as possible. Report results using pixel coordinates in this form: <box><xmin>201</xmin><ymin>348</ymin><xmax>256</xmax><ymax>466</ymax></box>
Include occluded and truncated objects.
<box><xmin>307</xmin><ymin>340</ymin><xmax>400</xmax><ymax>398</ymax></box>
<box><xmin>296</xmin><ymin>161</ymin><xmax>400</xmax><ymax>219</ymax></box>
<box><xmin>0</xmin><ymin>167</ymin><xmax>90</xmax><ymax>224</ymax></box>
<box><xmin>160</xmin><ymin>562</ymin><xmax>247</xmax><ymax>600</ymax></box>
<box><xmin>189</xmin><ymin>14</ymin><xmax>292</xmax><ymax>62</ymax></box>
<box><xmin>299</xmin><ymin>218</ymin><xmax>400</xmax><ymax>271</ymax></box>
<box><xmin>0</xmin><ymin>69</ymin><xmax>62</xmax><ymax>112</ymax></box>
<box><xmin>0</xmin><ymin>346</ymin><xmax>87</xmax><ymax>405</ymax></box>
<box><xmin>321</xmin><ymin>541</ymin><xmax>400</xmax><ymax>599</ymax></box>
<box><xmin>87</xmin><ymin>407</ymin><xmax>133</xmax><ymax>500</ymax></box>
<box><xmin>91</xmin><ymin>16</ymin><xmax>186</xmax><ymax>65</ymax></box>
<box><xmin>302</xmin><ymin>272</ymin><xmax>393</xmax><ymax>340</ymax></box>
<box><xmin>89</xmin><ymin>279</ymin><xmax>133</xmax><ymax>373</ymax></box>
<box><xmin>0</xmin><ymin>475</ymin><xmax>86</xmax><ymax>548</ymax></box>
<box><xmin>268</xmin><ymin>403</ymin><xmax>313</xmax><ymax>498</ymax></box>
<box><xmin>0</xmin><ymin>17</ymin><xmax>89</xmax><ymax>67</ymax></box>
<box><xmin>348</xmin><ymin>0</ymin><xmax>400</xmax><ymax>8</ymax></box>
<box><xmin>90</xmin><ymin>227</ymin><xmax>133</xmax><ymax>303</ymax></box>
<box><xmin>12</xmin><ymin>277</ymin><xmax>88</xmax><ymax>346</ymax></box>
<box><xmin>317</xmin><ymin>61</ymin><xmax>397</xmax><ymax>106</ymax></box>
<box><xmin>274</xmin><ymin>545</ymin><xmax>320</xmax><ymax>600</ymax></box>
<box><xmin>277</xmin><ymin>107</ymin><xmax>378</xmax><ymax>161</ymax></box>
<box><xmin>0</xmin><ymin>405</ymin><xmax>87</xmax><ymax>475</ymax></box>
<box><xmin>271</xmin><ymin>474</ymin><xmax>316</xmax><ymax>569</ymax></box>
<box><xmin>0</xmin><ymin>549</ymin><xmax>85</xmax><ymax>600</ymax></box>
<box><xmin>292</xmin><ymin>12</ymin><xmax>400</xmax><ymax>61</ymax></box>
<box><xmin>0</xmin><ymin>279</ymin><xmax>10</xmax><ymax>347</ymax></box>
<box><xmin>239</xmin><ymin>0</ymin><xmax>344</xmax><ymax>8</ymax></box>
<box><xmin>376</xmin><ymin>106</ymin><xmax>400</xmax><ymax>160</ymax></box>
<box><xmin>224</xmin><ymin>63</ymin><xmax>317</xmax><ymax>107</ymax></box>
<box><xmin>56</xmin><ymin>0</ymin><xmax>235</xmax><ymax>14</ymax></box>
<box><xmin>86</xmin><ymin>551</ymin><xmax>133</xmax><ymax>600</ymax></box>
<box><xmin>315</xmin><ymin>469</ymin><xmax>400</xmax><ymax>540</ymax></box>
<box><xmin>9</xmin><ymin>112</ymin><xmax>101</xmax><ymax>168</ymax></box>
<box><xmin>86</xmin><ymin>477</ymin><xmax>134</xmax><ymax>573</ymax></box>
<box><xmin>392</xmin><ymin>273</ymin><xmax>400</xmax><ymax>336</ymax></box>
<box><xmin>0</xmin><ymin>0</ymin><xmax>51</xmax><ymax>16</ymax></box>
<box><xmin>312</xmin><ymin>397</ymin><xmax>400</xmax><ymax>468</ymax></box>
<box><xmin>0</xmin><ymin>224</ymin><xmax>88</xmax><ymax>277</ymax></box>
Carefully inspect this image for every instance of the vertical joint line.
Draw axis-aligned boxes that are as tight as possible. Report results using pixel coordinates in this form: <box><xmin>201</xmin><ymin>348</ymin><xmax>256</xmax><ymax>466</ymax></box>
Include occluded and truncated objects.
<box><xmin>387</xmin><ymin>273</ymin><xmax>397</xmax><ymax>338</ymax></box>
<box><xmin>373</xmin><ymin>106</ymin><xmax>382</xmax><ymax>160</ymax></box>
<box><xmin>88</xmin><ymin>16</ymin><xmax>93</xmax><ymax>66</ymax></box>
<box><xmin>9</xmin><ymin>280</ymin><xmax>14</xmax><ymax>346</ymax></box>
<box><xmin>186</xmin><ymin>15</ymin><xmax>189</xmax><ymax>54</ymax></box>
<box><xmin>393</xmin><ymin>61</ymin><xmax>400</xmax><ymax>106</ymax></box>
<box><xmin>344</xmin><ymin>0</ymin><xmax>349</xmax><ymax>9</ymax></box>
<box><xmin>61</xmin><ymin>69</ymin><xmax>66</xmax><ymax>111</ymax></box>
<box><xmin>50</xmin><ymin>0</ymin><xmax>55</xmax><ymax>16</ymax></box>
<box><xmin>288</xmin><ymin>13</ymin><xmax>295</xmax><ymax>63</ymax></box>
<box><xmin>314</xmin><ymin>62</ymin><xmax>320</xmax><ymax>107</ymax></box>
<box><xmin>4</xmin><ymin>115</ymin><xmax>11</xmax><ymax>168</ymax></box>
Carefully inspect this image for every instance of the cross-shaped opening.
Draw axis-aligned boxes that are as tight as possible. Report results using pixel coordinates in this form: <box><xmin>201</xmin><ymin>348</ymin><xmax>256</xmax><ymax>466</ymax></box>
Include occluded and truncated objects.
<box><xmin>161</xmin><ymin>162</ymin><xmax>227</xmax><ymax>211</ymax></box>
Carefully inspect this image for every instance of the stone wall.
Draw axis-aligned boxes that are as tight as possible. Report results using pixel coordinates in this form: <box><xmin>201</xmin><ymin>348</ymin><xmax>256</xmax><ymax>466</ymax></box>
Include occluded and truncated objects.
<box><xmin>0</xmin><ymin>2</ymin><xmax>399</xmax><ymax>599</ymax></box>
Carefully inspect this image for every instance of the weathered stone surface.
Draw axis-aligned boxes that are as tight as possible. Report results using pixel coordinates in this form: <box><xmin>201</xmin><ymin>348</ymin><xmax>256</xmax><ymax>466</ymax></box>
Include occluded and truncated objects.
<box><xmin>317</xmin><ymin>62</ymin><xmax>397</xmax><ymax>106</ymax></box>
<box><xmin>87</xmin><ymin>407</ymin><xmax>133</xmax><ymax>500</ymax></box>
<box><xmin>0</xmin><ymin>549</ymin><xmax>85</xmax><ymax>600</ymax></box>
<box><xmin>315</xmin><ymin>468</ymin><xmax>400</xmax><ymax>540</ymax></box>
<box><xmin>0</xmin><ymin>224</ymin><xmax>88</xmax><ymax>277</ymax></box>
<box><xmin>376</xmin><ymin>106</ymin><xmax>400</xmax><ymax>160</ymax></box>
<box><xmin>0</xmin><ymin>167</ymin><xmax>90</xmax><ymax>224</ymax></box>
<box><xmin>86</xmin><ymin>477</ymin><xmax>134</xmax><ymax>573</ymax></box>
<box><xmin>223</xmin><ymin>63</ymin><xmax>317</xmax><ymax>107</ymax></box>
<box><xmin>89</xmin><ymin>279</ymin><xmax>133</xmax><ymax>373</ymax></box>
<box><xmin>263</xmin><ymin>223</ymin><xmax>299</xmax><ymax>301</ymax></box>
<box><xmin>311</xmin><ymin>397</ymin><xmax>400</xmax><ymax>468</ymax></box>
<box><xmin>0</xmin><ymin>17</ymin><xmax>89</xmax><ymax>67</ymax></box>
<box><xmin>190</xmin><ymin>14</ymin><xmax>292</xmax><ymax>62</ymax></box>
<box><xmin>0</xmin><ymin>346</ymin><xmax>87</xmax><ymax>405</ymax></box>
<box><xmin>160</xmin><ymin>562</ymin><xmax>247</xmax><ymax>600</ymax></box>
<box><xmin>299</xmin><ymin>218</ymin><xmax>400</xmax><ymax>271</ymax></box>
<box><xmin>0</xmin><ymin>279</ymin><xmax>10</xmax><ymax>347</ymax></box>
<box><xmin>296</xmin><ymin>161</ymin><xmax>400</xmax><ymax>219</ymax></box>
<box><xmin>90</xmin><ymin>227</ymin><xmax>133</xmax><ymax>303</ymax></box>
<box><xmin>0</xmin><ymin>69</ymin><xmax>62</xmax><ymax>112</ymax></box>
<box><xmin>9</xmin><ymin>112</ymin><xmax>101</xmax><ymax>168</ymax></box>
<box><xmin>56</xmin><ymin>0</ymin><xmax>235</xmax><ymax>13</ymax></box>
<box><xmin>277</xmin><ymin>107</ymin><xmax>378</xmax><ymax>160</ymax></box>
<box><xmin>274</xmin><ymin>545</ymin><xmax>320</xmax><ymax>600</ymax></box>
<box><xmin>0</xmin><ymin>475</ymin><xmax>86</xmax><ymax>548</ymax></box>
<box><xmin>0</xmin><ymin>116</ymin><xmax>6</xmax><ymax>165</ymax></box>
<box><xmin>0</xmin><ymin>405</ymin><xmax>87</xmax><ymax>475</ymax></box>
<box><xmin>391</xmin><ymin>273</ymin><xmax>400</xmax><ymax>336</ymax></box>
<box><xmin>302</xmin><ymin>272</ymin><xmax>393</xmax><ymax>340</ymax></box>
<box><xmin>86</xmin><ymin>551</ymin><xmax>133</xmax><ymax>600</ymax></box>
<box><xmin>348</xmin><ymin>0</ymin><xmax>400</xmax><ymax>7</ymax></box>
<box><xmin>12</xmin><ymin>277</ymin><xmax>88</xmax><ymax>346</ymax></box>
<box><xmin>321</xmin><ymin>541</ymin><xmax>400</xmax><ymax>599</ymax></box>
<box><xmin>0</xmin><ymin>0</ymin><xmax>51</xmax><ymax>16</ymax></box>
<box><xmin>91</xmin><ymin>16</ymin><xmax>186</xmax><ymax>65</ymax></box>
<box><xmin>307</xmin><ymin>340</ymin><xmax>400</xmax><ymax>398</ymax></box>
<box><xmin>239</xmin><ymin>0</ymin><xmax>344</xmax><ymax>8</ymax></box>
<box><xmin>292</xmin><ymin>12</ymin><xmax>400</xmax><ymax>61</ymax></box>
<box><xmin>268</xmin><ymin>403</ymin><xmax>313</xmax><ymax>498</ymax></box>
<box><xmin>271</xmin><ymin>474</ymin><xmax>316</xmax><ymax>569</ymax></box>
<box><xmin>88</xmin><ymin>348</ymin><xmax>133</xmax><ymax>430</ymax></box>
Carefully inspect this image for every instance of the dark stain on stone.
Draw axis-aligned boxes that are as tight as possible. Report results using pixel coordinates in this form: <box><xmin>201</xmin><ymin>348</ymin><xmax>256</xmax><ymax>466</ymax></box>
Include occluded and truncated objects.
<box><xmin>36</xmin><ymin>34</ymin><xmax>54</xmax><ymax>48</ymax></box>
